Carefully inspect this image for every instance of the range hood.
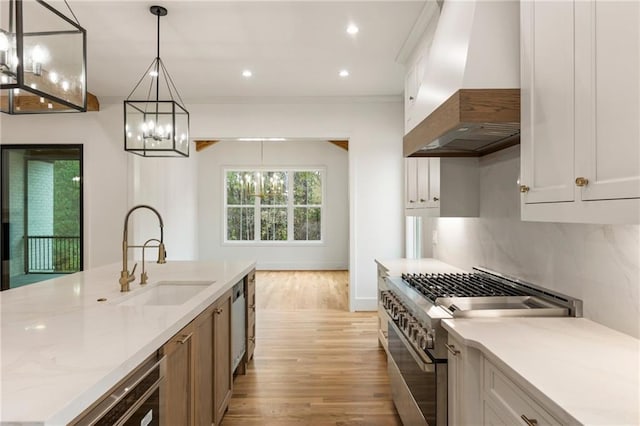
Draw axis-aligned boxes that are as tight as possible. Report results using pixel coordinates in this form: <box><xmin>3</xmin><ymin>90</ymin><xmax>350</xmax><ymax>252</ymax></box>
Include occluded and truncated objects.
<box><xmin>403</xmin><ymin>88</ymin><xmax>520</xmax><ymax>157</ymax></box>
<box><xmin>403</xmin><ymin>1</ymin><xmax>520</xmax><ymax>157</ymax></box>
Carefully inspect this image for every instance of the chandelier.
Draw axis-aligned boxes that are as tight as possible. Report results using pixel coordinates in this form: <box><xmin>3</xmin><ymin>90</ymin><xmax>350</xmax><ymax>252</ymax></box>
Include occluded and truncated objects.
<box><xmin>0</xmin><ymin>0</ymin><xmax>87</xmax><ymax>114</ymax></box>
<box><xmin>124</xmin><ymin>5</ymin><xmax>189</xmax><ymax>157</ymax></box>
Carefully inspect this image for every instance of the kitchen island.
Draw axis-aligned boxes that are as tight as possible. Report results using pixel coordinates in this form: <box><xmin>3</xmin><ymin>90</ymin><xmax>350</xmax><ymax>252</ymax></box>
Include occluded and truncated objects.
<box><xmin>0</xmin><ymin>259</ymin><xmax>255</xmax><ymax>425</ymax></box>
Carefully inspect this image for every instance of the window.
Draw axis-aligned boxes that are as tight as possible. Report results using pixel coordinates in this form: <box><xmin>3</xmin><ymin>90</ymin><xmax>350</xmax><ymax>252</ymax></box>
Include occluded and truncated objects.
<box><xmin>224</xmin><ymin>169</ymin><xmax>323</xmax><ymax>243</ymax></box>
<box><xmin>1</xmin><ymin>145</ymin><xmax>83</xmax><ymax>290</ymax></box>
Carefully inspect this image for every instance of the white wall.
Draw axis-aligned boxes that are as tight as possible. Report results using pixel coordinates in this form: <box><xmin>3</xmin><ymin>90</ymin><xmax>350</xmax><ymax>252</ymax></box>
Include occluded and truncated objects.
<box><xmin>424</xmin><ymin>145</ymin><xmax>640</xmax><ymax>338</ymax></box>
<box><xmin>0</xmin><ymin>103</ymin><xmax>128</xmax><ymax>271</ymax></box>
<box><xmin>197</xmin><ymin>139</ymin><xmax>348</xmax><ymax>270</ymax></box>
<box><xmin>134</xmin><ymin>100</ymin><xmax>404</xmax><ymax>310</ymax></box>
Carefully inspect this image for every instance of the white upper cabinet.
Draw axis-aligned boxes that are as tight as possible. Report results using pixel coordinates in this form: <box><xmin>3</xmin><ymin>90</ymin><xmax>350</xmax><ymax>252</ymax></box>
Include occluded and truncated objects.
<box><xmin>520</xmin><ymin>0</ymin><xmax>640</xmax><ymax>224</ymax></box>
<box><xmin>405</xmin><ymin>157</ymin><xmax>437</xmax><ymax>209</ymax></box>
<box><xmin>405</xmin><ymin>158</ymin><xmax>479</xmax><ymax>217</ymax></box>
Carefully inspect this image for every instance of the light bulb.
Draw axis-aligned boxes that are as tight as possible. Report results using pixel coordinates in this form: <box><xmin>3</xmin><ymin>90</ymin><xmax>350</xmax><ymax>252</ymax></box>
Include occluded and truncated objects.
<box><xmin>147</xmin><ymin>120</ymin><xmax>155</xmax><ymax>130</ymax></box>
<box><xmin>30</xmin><ymin>45</ymin><xmax>47</xmax><ymax>76</ymax></box>
<box><xmin>49</xmin><ymin>71</ymin><xmax>59</xmax><ymax>84</ymax></box>
<box><xmin>149</xmin><ymin>70</ymin><xmax>158</xmax><ymax>77</ymax></box>
<box><xmin>0</xmin><ymin>33</ymin><xmax>8</xmax><ymax>51</ymax></box>
<box><xmin>30</xmin><ymin>45</ymin><xmax>47</xmax><ymax>63</ymax></box>
<box><xmin>61</xmin><ymin>80</ymin><xmax>70</xmax><ymax>91</ymax></box>
<box><xmin>0</xmin><ymin>33</ymin><xmax>8</xmax><ymax>68</ymax></box>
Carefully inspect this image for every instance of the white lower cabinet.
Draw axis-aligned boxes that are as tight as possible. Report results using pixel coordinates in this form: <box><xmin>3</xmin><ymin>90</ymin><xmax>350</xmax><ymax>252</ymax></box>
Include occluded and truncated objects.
<box><xmin>483</xmin><ymin>360</ymin><xmax>562</xmax><ymax>426</ymax></box>
<box><xmin>446</xmin><ymin>335</ymin><xmax>482</xmax><ymax>425</ymax></box>
<box><xmin>448</xmin><ymin>337</ymin><xmax>569</xmax><ymax>425</ymax></box>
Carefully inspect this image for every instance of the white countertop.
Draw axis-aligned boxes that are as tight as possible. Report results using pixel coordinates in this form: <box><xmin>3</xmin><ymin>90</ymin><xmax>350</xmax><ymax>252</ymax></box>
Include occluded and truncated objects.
<box><xmin>375</xmin><ymin>258</ymin><xmax>466</xmax><ymax>275</ymax></box>
<box><xmin>442</xmin><ymin>317</ymin><xmax>640</xmax><ymax>425</ymax></box>
<box><xmin>0</xmin><ymin>260</ymin><xmax>255</xmax><ymax>425</ymax></box>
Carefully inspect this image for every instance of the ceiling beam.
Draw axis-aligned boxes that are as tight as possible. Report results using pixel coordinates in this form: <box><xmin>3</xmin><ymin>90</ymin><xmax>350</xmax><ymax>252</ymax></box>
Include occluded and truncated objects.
<box><xmin>329</xmin><ymin>140</ymin><xmax>349</xmax><ymax>151</ymax></box>
<box><xmin>195</xmin><ymin>140</ymin><xmax>219</xmax><ymax>152</ymax></box>
<box><xmin>1</xmin><ymin>91</ymin><xmax>100</xmax><ymax>112</ymax></box>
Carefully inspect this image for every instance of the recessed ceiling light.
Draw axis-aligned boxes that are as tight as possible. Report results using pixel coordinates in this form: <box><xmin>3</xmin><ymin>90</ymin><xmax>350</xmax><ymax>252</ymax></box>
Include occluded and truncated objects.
<box><xmin>242</xmin><ymin>70</ymin><xmax>253</xmax><ymax>78</ymax></box>
<box><xmin>339</xmin><ymin>70</ymin><xmax>349</xmax><ymax>78</ymax></box>
<box><xmin>346</xmin><ymin>24</ymin><xmax>359</xmax><ymax>35</ymax></box>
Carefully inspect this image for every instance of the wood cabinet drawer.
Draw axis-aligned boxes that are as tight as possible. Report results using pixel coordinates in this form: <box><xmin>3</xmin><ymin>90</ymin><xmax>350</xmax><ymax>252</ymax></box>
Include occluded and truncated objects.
<box><xmin>483</xmin><ymin>360</ymin><xmax>561</xmax><ymax>426</ymax></box>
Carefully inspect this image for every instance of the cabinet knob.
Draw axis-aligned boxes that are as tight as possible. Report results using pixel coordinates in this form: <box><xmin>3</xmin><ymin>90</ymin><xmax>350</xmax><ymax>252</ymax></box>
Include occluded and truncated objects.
<box><xmin>409</xmin><ymin>200</ymin><xmax>415</xmax><ymax>203</ymax></box>
<box><xmin>409</xmin><ymin>96</ymin><xmax>415</xmax><ymax>101</ymax></box>
<box><xmin>519</xmin><ymin>185</ymin><xmax>530</xmax><ymax>193</ymax></box>
<box><xmin>419</xmin><ymin>198</ymin><xmax>426</xmax><ymax>202</ymax></box>
<box><xmin>249</xmin><ymin>337</ymin><xmax>256</xmax><ymax>343</ymax></box>
<box><xmin>575</xmin><ymin>177</ymin><xmax>589</xmax><ymax>187</ymax></box>
<box><xmin>214</xmin><ymin>308</ymin><xmax>223</xmax><ymax>314</ymax></box>
<box><xmin>432</xmin><ymin>196</ymin><xmax>439</xmax><ymax>202</ymax></box>
<box><xmin>521</xmin><ymin>415</ymin><xmax>538</xmax><ymax>426</ymax></box>
<box><xmin>250</xmin><ymin>304</ymin><xmax>256</xmax><ymax>311</ymax></box>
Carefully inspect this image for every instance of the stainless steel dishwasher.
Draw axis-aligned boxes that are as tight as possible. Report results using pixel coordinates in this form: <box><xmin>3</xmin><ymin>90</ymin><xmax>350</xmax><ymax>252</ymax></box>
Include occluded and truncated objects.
<box><xmin>231</xmin><ymin>279</ymin><xmax>246</xmax><ymax>372</ymax></box>
<box><xmin>71</xmin><ymin>353</ymin><xmax>165</xmax><ymax>426</ymax></box>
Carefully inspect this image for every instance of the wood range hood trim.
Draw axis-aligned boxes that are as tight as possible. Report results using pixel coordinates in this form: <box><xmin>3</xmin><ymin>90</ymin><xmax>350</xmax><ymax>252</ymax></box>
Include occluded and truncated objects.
<box><xmin>403</xmin><ymin>89</ymin><xmax>521</xmax><ymax>158</ymax></box>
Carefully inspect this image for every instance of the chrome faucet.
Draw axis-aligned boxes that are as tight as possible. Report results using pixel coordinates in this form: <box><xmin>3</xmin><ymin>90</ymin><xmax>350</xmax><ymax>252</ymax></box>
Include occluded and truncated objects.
<box><xmin>120</xmin><ymin>205</ymin><xmax>167</xmax><ymax>292</ymax></box>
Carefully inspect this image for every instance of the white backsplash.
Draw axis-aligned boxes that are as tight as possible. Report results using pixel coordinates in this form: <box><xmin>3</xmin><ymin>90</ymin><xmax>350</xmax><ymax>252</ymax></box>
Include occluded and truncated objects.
<box><xmin>424</xmin><ymin>145</ymin><xmax>640</xmax><ymax>338</ymax></box>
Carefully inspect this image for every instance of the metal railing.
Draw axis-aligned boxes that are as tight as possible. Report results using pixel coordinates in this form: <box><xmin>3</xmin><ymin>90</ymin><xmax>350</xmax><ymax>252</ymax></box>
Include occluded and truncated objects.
<box><xmin>26</xmin><ymin>236</ymin><xmax>81</xmax><ymax>274</ymax></box>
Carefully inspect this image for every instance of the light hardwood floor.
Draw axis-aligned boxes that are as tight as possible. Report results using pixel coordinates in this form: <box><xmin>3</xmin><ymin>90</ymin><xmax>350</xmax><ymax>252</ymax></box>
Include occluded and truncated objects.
<box><xmin>222</xmin><ymin>271</ymin><xmax>402</xmax><ymax>426</ymax></box>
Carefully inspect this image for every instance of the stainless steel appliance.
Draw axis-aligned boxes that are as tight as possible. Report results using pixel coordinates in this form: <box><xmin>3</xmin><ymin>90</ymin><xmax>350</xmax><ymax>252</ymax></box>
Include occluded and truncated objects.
<box><xmin>382</xmin><ymin>267</ymin><xmax>582</xmax><ymax>426</ymax></box>
<box><xmin>231</xmin><ymin>279</ymin><xmax>246</xmax><ymax>372</ymax></box>
<box><xmin>71</xmin><ymin>353</ymin><xmax>165</xmax><ymax>426</ymax></box>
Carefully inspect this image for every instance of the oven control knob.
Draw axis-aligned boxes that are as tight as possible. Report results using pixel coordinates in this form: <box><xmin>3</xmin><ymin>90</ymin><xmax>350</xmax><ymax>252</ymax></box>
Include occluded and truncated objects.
<box><xmin>424</xmin><ymin>332</ymin><xmax>434</xmax><ymax>349</ymax></box>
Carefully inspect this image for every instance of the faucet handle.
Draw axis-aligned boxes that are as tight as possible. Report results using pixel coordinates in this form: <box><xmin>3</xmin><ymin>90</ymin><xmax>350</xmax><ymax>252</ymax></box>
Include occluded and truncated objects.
<box><xmin>130</xmin><ymin>263</ymin><xmax>138</xmax><ymax>278</ymax></box>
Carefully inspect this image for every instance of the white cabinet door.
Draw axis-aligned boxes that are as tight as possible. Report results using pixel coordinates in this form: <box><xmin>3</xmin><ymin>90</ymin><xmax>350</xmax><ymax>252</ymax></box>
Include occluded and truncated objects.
<box><xmin>416</xmin><ymin>158</ymin><xmax>429</xmax><ymax>205</ymax></box>
<box><xmin>428</xmin><ymin>158</ymin><xmax>440</xmax><ymax>207</ymax></box>
<box><xmin>575</xmin><ymin>0</ymin><xmax>640</xmax><ymax>201</ymax></box>
<box><xmin>405</xmin><ymin>158</ymin><xmax>419</xmax><ymax>208</ymax></box>
<box><xmin>520</xmin><ymin>0</ymin><xmax>575</xmax><ymax>204</ymax></box>
<box><xmin>521</xmin><ymin>0</ymin><xmax>640</xmax><ymax>224</ymax></box>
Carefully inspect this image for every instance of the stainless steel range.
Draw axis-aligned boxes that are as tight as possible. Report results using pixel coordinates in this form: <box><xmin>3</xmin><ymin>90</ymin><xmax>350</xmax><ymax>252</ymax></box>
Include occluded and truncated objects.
<box><xmin>381</xmin><ymin>267</ymin><xmax>582</xmax><ymax>426</ymax></box>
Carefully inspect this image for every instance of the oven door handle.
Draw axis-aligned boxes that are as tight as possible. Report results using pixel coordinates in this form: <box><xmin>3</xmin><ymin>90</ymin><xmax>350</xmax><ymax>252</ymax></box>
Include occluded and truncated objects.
<box><xmin>389</xmin><ymin>320</ymin><xmax>435</xmax><ymax>373</ymax></box>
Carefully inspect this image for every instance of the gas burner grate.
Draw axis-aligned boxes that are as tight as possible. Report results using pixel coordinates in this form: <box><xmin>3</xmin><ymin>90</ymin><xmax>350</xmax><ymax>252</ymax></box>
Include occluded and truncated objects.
<box><xmin>400</xmin><ymin>272</ymin><xmax>527</xmax><ymax>303</ymax></box>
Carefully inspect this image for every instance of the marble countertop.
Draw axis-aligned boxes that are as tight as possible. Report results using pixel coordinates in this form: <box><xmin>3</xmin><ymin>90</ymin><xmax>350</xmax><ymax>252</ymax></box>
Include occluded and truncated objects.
<box><xmin>442</xmin><ymin>317</ymin><xmax>640</xmax><ymax>425</ymax></box>
<box><xmin>375</xmin><ymin>258</ymin><xmax>466</xmax><ymax>275</ymax></box>
<box><xmin>0</xmin><ymin>260</ymin><xmax>255</xmax><ymax>425</ymax></box>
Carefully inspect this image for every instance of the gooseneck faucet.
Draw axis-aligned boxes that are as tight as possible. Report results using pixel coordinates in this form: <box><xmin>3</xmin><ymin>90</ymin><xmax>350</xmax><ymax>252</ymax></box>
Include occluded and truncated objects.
<box><xmin>120</xmin><ymin>205</ymin><xmax>167</xmax><ymax>292</ymax></box>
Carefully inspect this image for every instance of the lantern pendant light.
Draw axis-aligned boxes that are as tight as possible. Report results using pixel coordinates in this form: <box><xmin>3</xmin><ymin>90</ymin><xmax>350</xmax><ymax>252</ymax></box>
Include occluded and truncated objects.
<box><xmin>124</xmin><ymin>5</ymin><xmax>189</xmax><ymax>157</ymax></box>
<box><xmin>0</xmin><ymin>0</ymin><xmax>87</xmax><ymax>114</ymax></box>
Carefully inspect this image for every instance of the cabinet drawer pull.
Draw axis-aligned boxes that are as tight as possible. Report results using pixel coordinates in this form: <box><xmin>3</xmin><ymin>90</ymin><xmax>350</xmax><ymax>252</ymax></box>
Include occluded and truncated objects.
<box><xmin>249</xmin><ymin>304</ymin><xmax>256</xmax><ymax>311</ymax></box>
<box><xmin>249</xmin><ymin>337</ymin><xmax>256</xmax><ymax>343</ymax></box>
<box><xmin>575</xmin><ymin>177</ymin><xmax>589</xmax><ymax>187</ymax></box>
<box><xmin>445</xmin><ymin>343</ymin><xmax>460</xmax><ymax>356</ymax></box>
<box><xmin>177</xmin><ymin>333</ymin><xmax>193</xmax><ymax>345</ymax></box>
<box><xmin>214</xmin><ymin>308</ymin><xmax>223</xmax><ymax>314</ymax></box>
<box><xmin>433</xmin><ymin>196</ymin><xmax>439</xmax><ymax>201</ymax></box>
<box><xmin>519</xmin><ymin>185</ymin><xmax>530</xmax><ymax>193</ymax></box>
<box><xmin>521</xmin><ymin>414</ymin><xmax>538</xmax><ymax>426</ymax></box>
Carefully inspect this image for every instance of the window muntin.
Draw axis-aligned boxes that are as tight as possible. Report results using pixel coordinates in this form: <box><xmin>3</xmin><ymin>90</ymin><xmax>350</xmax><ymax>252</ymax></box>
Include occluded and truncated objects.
<box><xmin>224</xmin><ymin>168</ymin><xmax>323</xmax><ymax>243</ymax></box>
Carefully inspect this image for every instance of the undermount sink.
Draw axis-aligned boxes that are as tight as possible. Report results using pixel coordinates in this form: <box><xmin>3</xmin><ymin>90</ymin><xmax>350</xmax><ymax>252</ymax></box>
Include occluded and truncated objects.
<box><xmin>118</xmin><ymin>281</ymin><xmax>214</xmax><ymax>306</ymax></box>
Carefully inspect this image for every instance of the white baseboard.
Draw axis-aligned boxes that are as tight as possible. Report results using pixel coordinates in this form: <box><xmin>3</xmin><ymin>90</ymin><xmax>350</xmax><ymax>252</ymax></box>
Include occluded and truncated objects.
<box><xmin>351</xmin><ymin>297</ymin><xmax>377</xmax><ymax>312</ymax></box>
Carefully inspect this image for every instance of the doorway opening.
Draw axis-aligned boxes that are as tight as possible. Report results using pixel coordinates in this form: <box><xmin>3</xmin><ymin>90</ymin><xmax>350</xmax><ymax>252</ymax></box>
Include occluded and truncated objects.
<box><xmin>1</xmin><ymin>145</ymin><xmax>83</xmax><ymax>290</ymax></box>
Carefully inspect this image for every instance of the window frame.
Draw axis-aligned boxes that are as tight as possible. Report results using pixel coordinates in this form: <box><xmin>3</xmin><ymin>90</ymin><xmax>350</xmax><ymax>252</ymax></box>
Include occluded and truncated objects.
<box><xmin>222</xmin><ymin>166</ymin><xmax>326</xmax><ymax>246</ymax></box>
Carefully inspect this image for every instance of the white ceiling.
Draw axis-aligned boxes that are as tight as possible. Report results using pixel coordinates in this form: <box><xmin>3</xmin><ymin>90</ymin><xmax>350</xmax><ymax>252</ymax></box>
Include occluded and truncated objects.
<box><xmin>62</xmin><ymin>0</ymin><xmax>427</xmax><ymax>102</ymax></box>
